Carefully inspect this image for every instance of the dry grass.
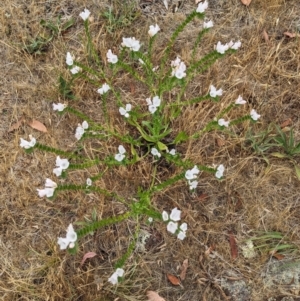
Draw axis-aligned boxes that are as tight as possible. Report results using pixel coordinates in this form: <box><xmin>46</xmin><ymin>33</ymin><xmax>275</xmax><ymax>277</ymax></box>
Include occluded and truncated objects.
<box><xmin>1</xmin><ymin>0</ymin><xmax>300</xmax><ymax>300</ymax></box>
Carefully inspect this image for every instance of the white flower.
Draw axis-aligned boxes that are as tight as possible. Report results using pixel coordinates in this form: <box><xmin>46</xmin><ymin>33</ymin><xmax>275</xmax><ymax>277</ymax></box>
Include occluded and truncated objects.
<box><xmin>20</xmin><ymin>135</ymin><xmax>36</xmax><ymax>149</ymax></box>
<box><xmin>119</xmin><ymin>104</ymin><xmax>132</xmax><ymax>118</ymax></box>
<box><xmin>115</xmin><ymin>145</ymin><xmax>126</xmax><ymax>162</ymax></box>
<box><xmin>215</xmin><ymin>164</ymin><xmax>225</xmax><ymax>179</ymax></box>
<box><xmin>162</xmin><ymin>211</ymin><xmax>169</xmax><ymax>221</ymax></box>
<box><xmin>196</xmin><ymin>0</ymin><xmax>208</xmax><ymax>13</ymax></box>
<box><xmin>151</xmin><ymin>147</ymin><xmax>161</xmax><ymax>158</ymax></box>
<box><xmin>121</xmin><ymin>37</ymin><xmax>141</xmax><ymax>52</ymax></box>
<box><xmin>70</xmin><ymin>66</ymin><xmax>81</xmax><ymax>74</ymax></box>
<box><xmin>177</xmin><ymin>223</ymin><xmax>187</xmax><ymax>240</ymax></box>
<box><xmin>37</xmin><ymin>178</ymin><xmax>57</xmax><ymax>198</ymax></box>
<box><xmin>57</xmin><ymin>224</ymin><xmax>77</xmax><ymax>250</ymax></box>
<box><xmin>148</xmin><ymin>24</ymin><xmax>160</xmax><ymax>37</ymax></box>
<box><xmin>86</xmin><ymin>178</ymin><xmax>92</xmax><ymax>186</ymax></box>
<box><xmin>75</xmin><ymin>121</ymin><xmax>88</xmax><ymax>140</ymax></box>
<box><xmin>107</xmin><ymin>49</ymin><xmax>118</xmax><ymax>64</ymax></box>
<box><xmin>209</xmin><ymin>85</ymin><xmax>223</xmax><ymax>98</ymax></box>
<box><xmin>148</xmin><ymin>217</ymin><xmax>153</xmax><ymax>223</ymax></box>
<box><xmin>218</xmin><ymin>118</ymin><xmax>230</xmax><ymax>127</ymax></box>
<box><xmin>170</xmin><ymin>208</ymin><xmax>181</xmax><ymax>221</ymax></box>
<box><xmin>146</xmin><ymin>96</ymin><xmax>161</xmax><ymax>114</ymax></box>
<box><xmin>53</xmin><ymin>156</ymin><xmax>70</xmax><ymax>177</ymax></box>
<box><xmin>66</xmin><ymin>52</ymin><xmax>73</xmax><ymax>66</ymax></box>
<box><xmin>203</xmin><ymin>20</ymin><xmax>213</xmax><ymax>29</ymax></box>
<box><xmin>229</xmin><ymin>40</ymin><xmax>241</xmax><ymax>50</ymax></box>
<box><xmin>185</xmin><ymin>165</ymin><xmax>199</xmax><ymax>180</ymax></box>
<box><xmin>79</xmin><ymin>8</ymin><xmax>91</xmax><ymax>21</ymax></box>
<box><xmin>235</xmin><ymin>95</ymin><xmax>246</xmax><ymax>105</ymax></box>
<box><xmin>250</xmin><ymin>109</ymin><xmax>261</xmax><ymax>121</ymax></box>
<box><xmin>97</xmin><ymin>83</ymin><xmax>110</xmax><ymax>95</ymax></box>
<box><xmin>53</xmin><ymin>103</ymin><xmax>67</xmax><ymax>112</ymax></box>
<box><xmin>216</xmin><ymin>41</ymin><xmax>229</xmax><ymax>54</ymax></box>
<box><xmin>167</xmin><ymin>221</ymin><xmax>178</xmax><ymax>234</ymax></box>
<box><xmin>171</xmin><ymin>57</ymin><xmax>187</xmax><ymax>79</ymax></box>
<box><xmin>188</xmin><ymin>180</ymin><xmax>198</xmax><ymax>190</ymax></box>
<box><xmin>108</xmin><ymin>268</ymin><xmax>124</xmax><ymax>285</ymax></box>
<box><xmin>139</xmin><ymin>58</ymin><xmax>145</xmax><ymax>65</ymax></box>
<box><xmin>166</xmin><ymin>148</ymin><xmax>176</xmax><ymax>155</ymax></box>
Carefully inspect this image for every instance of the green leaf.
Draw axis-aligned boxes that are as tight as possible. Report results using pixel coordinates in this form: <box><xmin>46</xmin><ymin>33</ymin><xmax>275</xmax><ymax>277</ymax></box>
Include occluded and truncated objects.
<box><xmin>157</xmin><ymin>141</ymin><xmax>168</xmax><ymax>151</ymax></box>
<box><xmin>294</xmin><ymin>164</ymin><xmax>300</xmax><ymax>180</ymax></box>
<box><xmin>174</xmin><ymin>131</ymin><xmax>188</xmax><ymax>144</ymax></box>
<box><xmin>270</xmin><ymin>152</ymin><xmax>288</xmax><ymax>158</ymax></box>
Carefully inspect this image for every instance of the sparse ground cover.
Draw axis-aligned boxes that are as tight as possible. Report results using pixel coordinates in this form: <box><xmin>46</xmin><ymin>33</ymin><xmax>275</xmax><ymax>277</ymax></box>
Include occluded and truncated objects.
<box><xmin>1</xmin><ymin>0</ymin><xmax>300</xmax><ymax>300</ymax></box>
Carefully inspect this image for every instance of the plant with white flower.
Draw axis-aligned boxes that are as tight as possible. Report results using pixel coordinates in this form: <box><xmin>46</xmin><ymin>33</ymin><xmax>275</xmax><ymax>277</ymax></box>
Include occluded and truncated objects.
<box><xmin>66</xmin><ymin>52</ymin><xmax>73</xmax><ymax>66</ymax></box>
<box><xmin>209</xmin><ymin>85</ymin><xmax>223</xmax><ymax>98</ymax></box>
<box><xmin>108</xmin><ymin>268</ymin><xmax>124</xmax><ymax>285</ymax></box>
<box><xmin>37</xmin><ymin>178</ymin><xmax>57</xmax><ymax>198</ymax></box>
<box><xmin>107</xmin><ymin>49</ymin><xmax>118</xmax><ymax>64</ymax></box>
<box><xmin>53</xmin><ymin>156</ymin><xmax>70</xmax><ymax>177</ymax></box>
<box><xmin>218</xmin><ymin>118</ymin><xmax>230</xmax><ymax>128</ymax></box>
<box><xmin>57</xmin><ymin>224</ymin><xmax>78</xmax><ymax>250</ymax></box>
<box><xmin>53</xmin><ymin>103</ymin><xmax>67</xmax><ymax>112</ymax></box>
<box><xmin>151</xmin><ymin>148</ymin><xmax>161</xmax><ymax>158</ymax></box>
<box><xmin>115</xmin><ymin>145</ymin><xmax>126</xmax><ymax>162</ymax></box>
<box><xmin>215</xmin><ymin>164</ymin><xmax>225</xmax><ymax>179</ymax></box>
<box><xmin>79</xmin><ymin>8</ymin><xmax>91</xmax><ymax>21</ymax></box>
<box><xmin>250</xmin><ymin>109</ymin><xmax>261</xmax><ymax>121</ymax></box>
<box><xmin>119</xmin><ymin>104</ymin><xmax>132</xmax><ymax>118</ymax></box>
<box><xmin>97</xmin><ymin>83</ymin><xmax>110</xmax><ymax>95</ymax></box>
<box><xmin>146</xmin><ymin>96</ymin><xmax>161</xmax><ymax>114</ymax></box>
<box><xmin>196</xmin><ymin>0</ymin><xmax>208</xmax><ymax>13</ymax></box>
<box><xmin>148</xmin><ymin>24</ymin><xmax>160</xmax><ymax>37</ymax></box>
<box><xmin>171</xmin><ymin>57</ymin><xmax>187</xmax><ymax>79</ymax></box>
<box><xmin>203</xmin><ymin>20</ymin><xmax>213</xmax><ymax>29</ymax></box>
<box><xmin>121</xmin><ymin>37</ymin><xmax>141</xmax><ymax>52</ymax></box>
<box><xmin>235</xmin><ymin>95</ymin><xmax>246</xmax><ymax>105</ymax></box>
<box><xmin>20</xmin><ymin>135</ymin><xmax>36</xmax><ymax>149</ymax></box>
<box><xmin>75</xmin><ymin>121</ymin><xmax>88</xmax><ymax>140</ymax></box>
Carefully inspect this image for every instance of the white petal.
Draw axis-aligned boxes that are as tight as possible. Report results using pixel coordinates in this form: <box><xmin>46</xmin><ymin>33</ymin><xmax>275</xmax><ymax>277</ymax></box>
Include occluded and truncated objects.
<box><xmin>86</xmin><ymin>178</ymin><xmax>92</xmax><ymax>186</ymax></box>
<box><xmin>118</xmin><ymin>145</ymin><xmax>126</xmax><ymax>155</ymax></box>
<box><xmin>180</xmin><ymin>223</ymin><xmax>187</xmax><ymax>231</ymax></box>
<box><xmin>66</xmin><ymin>224</ymin><xmax>77</xmax><ymax>242</ymax></box>
<box><xmin>170</xmin><ymin>208</ymin><xmax>181</xmax><ymax>221</ymax></box>
<box><xmin>115</xmin><ymin>268</ymin><xmax>124</xmax><ymax>277</ymax></box>
<box><xmin>115</xmin><ymin>153</ymin><xmax>125</xmax><ymax>162</ymax></box>
<box><xmin>58</xmin><ymin>237</ymin><xmax>70</xmax><ymax>250</ymax></box>
<box><xmin>162</xmin><ymin>211</ymin><xmax>169</xmax><ymax>221</ymax></box>
<box><xmin>82</xmin><ymin>121</ymin><xmax>89</xmax><ymax>129</ymax></box>
<box><xmin>53</xmin><ymin>103</ymin><xmax>66</xmax><ymax>111</ymax></box>
<box><xmin>167</xmin><ymin>221</ymin><xmax>178</xmax><ymax>234</ymax></box>
<box><xmin>108</xmin><ymin>272</ymin><xmax>118</xmax><ymax>285</ymax></box>
<box><xmin>235</xmin><ymin>95</ymin><xmax>246</xmax><ymax>105</ymax></box>
<box><xmin>53</xmin><ymin>167</ymin><xmax>63</xmax><ymax>177</ymax></box>
<box><xmin>125</xmin><ymin>104</ymin><xmax>132</xmax><ymax>112</ymax></box>
<box><xmin>79</xmin><ymin>8</ymin><xmax>91</xmax><ymax>21</ymax></box>
<box><xmin>177</xmin><ymin>231</ymin><xmax>186</xmax><ymax>240</ymax></box>
<box><xmin>152</xmin><ymin>96</ymin><xmax>161</xmax><ymax>107</ymax></box>
<box><xmin>45</xmin><ymin>178</ymin><xmax>57</xmax><ymax>188</ymax></box>
<box><xmin>66</xmin><ymin>52</ymin><xmax>73</xmax><ymax>66</ymax></box>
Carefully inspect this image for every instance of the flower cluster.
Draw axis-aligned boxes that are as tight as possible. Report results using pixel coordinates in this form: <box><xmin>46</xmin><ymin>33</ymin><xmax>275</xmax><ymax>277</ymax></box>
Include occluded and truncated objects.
<box><xmin>66</xmin><ymin>52</ymin><xmax>82</xmax><ymax>74</ymax></box>
<box><xmin>122</xmin><ymin>37</ymin><xmax>141</xmax><ymax>52</ymax></box>
<box><xmin>108</xmin><ymin>268</ymin><xmax>125</xmax><ymax>285</ymax></box>
<box><xmin>185</xmin><ymin>165</ymin><xmax>200</xmax><ymax>190</ymax></box>
<box><xmin>119</xmin><ymin>104</ymin><xmax>132</xmax><ymax>118</ymax></box>
<box><xmin>20</xmin><ymin>135</ymin><xmax>36</xmax><ymax>149</ymax></box>
<box><xmin>146</xmin><ymin>96</ymin><xmax>161</xmax><ymax>114</ymax></box>
<box><xmin>57</xmin><ymin>224</ymin><xmax>78</xmax><ymax>250</ymax></box>
<box><xmin>53</xmin><ymin>156</ymin><xmax>70</xmax><ymax>177</ymax></box>
<box><xmin>75</xmin><ymin>121</ymin><xmax>88</xmax><ymax>140</ymax></box>
<box><xmin>115</xmin><ymin>145</ymin><xmax>126</xmax><ymax>162</ymax></box>
<box><xmin>171</xmin><ymin>57</ymin><xmax>187</xmax><ymax>79</ymax></box>
<box><xmin>216</xmin><ymin>40</ymin><xmax>241</xmax><ymax>54</ymax></box>
<box><xmin>162</xmin><ymin>208</ymin><xmax>187</xmax><ymax>240</ymax></box>
<box><xmin>37</xmin><ymin>178</ymin><xmax>57</xmax><ymax>198</ymax></box>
